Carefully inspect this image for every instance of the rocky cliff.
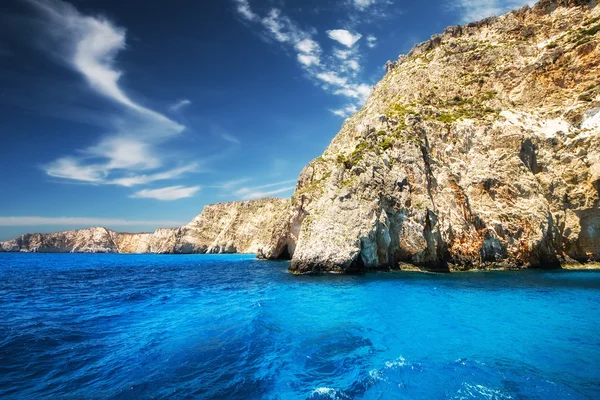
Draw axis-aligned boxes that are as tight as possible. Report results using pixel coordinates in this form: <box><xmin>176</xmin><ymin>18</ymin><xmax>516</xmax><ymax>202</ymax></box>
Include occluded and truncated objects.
<box><xmin>0</xmin><ymin>198</ymin><xmax>290</xmax><ymax>254</ymax></box>
<box><xmin>260</xmin><ymin>0</ymin><xmax>600</xmax><ymax>273</ymax></box>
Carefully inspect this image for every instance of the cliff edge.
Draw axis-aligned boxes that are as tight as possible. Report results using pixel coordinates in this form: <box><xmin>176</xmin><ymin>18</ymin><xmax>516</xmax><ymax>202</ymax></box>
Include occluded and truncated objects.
<box><xmin>260</xmin><ymin>0</ymin><xmax>600</xmax><ymax>272</ymax></box>
<box><xmin>0</xmin><ymin>198</ymin><xmax>290</xmax><ymax>254</ymax></box>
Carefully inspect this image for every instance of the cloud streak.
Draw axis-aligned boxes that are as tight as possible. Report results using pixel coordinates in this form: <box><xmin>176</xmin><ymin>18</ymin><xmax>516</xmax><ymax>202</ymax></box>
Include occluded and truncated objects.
<box><xmin>232</xmin><ymin>0</ymin><xmax>373</xmax><ymax>118</ymax></box>
<box><xmin>233</xmin><ymin>179</ymin><xmax>296</xmax><ymax>200</ymax></box>
<box><xmin>449</xmin><ymin>0</ymin><xmax>535</xmax><ymax>23</ymax></box>
<box><xmin>28</xmin><ymin>0</ymin><xmax>198</xmax><ymax>198</ymax></box>
<box><xmin>169</xmin><ymin>99</ymin><xmax>191</xmax><ymax>112</ymax></box>
<box><xmin>130</xmin><ymin>185</ymin><xmax>201</xmax><ymax>201</ymax></box>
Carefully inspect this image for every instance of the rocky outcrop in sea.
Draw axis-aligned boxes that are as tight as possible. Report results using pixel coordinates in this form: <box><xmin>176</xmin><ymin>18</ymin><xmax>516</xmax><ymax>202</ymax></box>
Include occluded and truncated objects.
<box><xmin>259</xmin><ymin>0</ymin><xmax>600</xmax><ymax>273</ymax></box>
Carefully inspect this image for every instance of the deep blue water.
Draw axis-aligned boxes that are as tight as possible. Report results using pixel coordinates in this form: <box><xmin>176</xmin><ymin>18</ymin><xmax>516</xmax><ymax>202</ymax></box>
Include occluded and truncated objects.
<box><xmin>0</xmin><ymin>254</ymin><xmax>599</xmax><ymax>399</ymax></box>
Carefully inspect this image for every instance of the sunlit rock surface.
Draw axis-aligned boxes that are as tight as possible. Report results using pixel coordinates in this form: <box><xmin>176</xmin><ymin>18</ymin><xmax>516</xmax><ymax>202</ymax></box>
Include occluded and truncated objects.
<box><xmin>0</xmin><ymin>198</ymin><xmax>290</xmax><ymax>254</ymax></box>
<box><xmin>260</xmin><ymin>0</ymin><xmax>600</xmax><ymax>273</ymax></box>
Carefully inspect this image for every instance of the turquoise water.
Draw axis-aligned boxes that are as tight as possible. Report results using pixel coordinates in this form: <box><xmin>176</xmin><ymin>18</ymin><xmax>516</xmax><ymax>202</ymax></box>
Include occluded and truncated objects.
<box><xmin>0</xmin><ymin>253</ymin><xmax>599</xmax><ymax>399</ymax></box>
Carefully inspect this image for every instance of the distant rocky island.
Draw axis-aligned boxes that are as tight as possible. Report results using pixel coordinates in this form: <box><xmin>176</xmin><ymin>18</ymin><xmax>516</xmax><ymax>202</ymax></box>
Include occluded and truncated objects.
<box><xmin>0</xmin><ymin>198</ymin><xmax>289</xmax><ymax>255</ymax></box>
<box><xmin>2</xmin><ymin>0</ymin><xmax>599</xmax><ymax>273</ymax></box>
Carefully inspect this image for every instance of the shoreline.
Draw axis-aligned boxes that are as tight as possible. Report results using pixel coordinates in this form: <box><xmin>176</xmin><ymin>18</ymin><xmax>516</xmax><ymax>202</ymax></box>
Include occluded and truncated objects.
<box><xmin>2</xmin><ymin>251</ymin><xmax>600</xmax><ymax>273</ymax></box>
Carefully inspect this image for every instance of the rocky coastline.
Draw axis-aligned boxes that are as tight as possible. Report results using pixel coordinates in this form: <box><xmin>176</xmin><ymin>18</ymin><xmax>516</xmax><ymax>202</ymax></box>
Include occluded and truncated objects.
<box><xmin>2</xmin><ymin>0</ymin><xmax>599</xmax><ymax>274</ymax></box>
<box><xmin>259</xmin><ymin>0</ymin><xmax>600</xmax><ymax>273</ymax></box>
<box><xmin>0</xmin><ymin>198</ymin><xmax>290</xmax><ymax>255</ymax></box>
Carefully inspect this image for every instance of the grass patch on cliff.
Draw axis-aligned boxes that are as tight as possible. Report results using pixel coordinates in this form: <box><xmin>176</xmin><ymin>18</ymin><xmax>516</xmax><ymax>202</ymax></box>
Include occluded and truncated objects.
<box><xmin>339</xmin><ymin>142</ymin><xmax>370</xmax><ymax>168</ymax></box>
<box><xmin>292</xmin><ymin>162</ymin><xmax>331</xmax><ymax>201</ymax></box>
<box><xmin>429</xmin><ymin>105</ymin><xmax>498</xmax><ymax>123</ymax></box>
<box><xmin>584</xmin><ymin>16</ymin><xmax>600</xmax><ymax>26</ymax></box>
<box><xmin>426</xmin><ymin>91</ymin><xmax>499</xmax><ymax>123</ymax></box>
<box><xmin>568</xmin><ymin>22</ymin><xmax>600</xmax><ymax>47</ymax></box>
<box><xmin>582</xmin><ymin>23</ymin><xmax>600</xmax><ymax>36</ymax></box>
<box><xmin>386</xmin><ymin>103</ymin><xmax>419</xmax><ymax>119</ymax></box>
<box><xmin>380</xmin><ymin>137</ymin><xmax>395</xmax><ymax>151</ymax></box>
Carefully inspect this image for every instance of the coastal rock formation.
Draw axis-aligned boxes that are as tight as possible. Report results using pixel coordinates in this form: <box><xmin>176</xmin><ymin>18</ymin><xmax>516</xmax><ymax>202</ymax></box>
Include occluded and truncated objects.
<box><xmin>0</xmin><ymin>198</ymin><xmax>290</xmax><ymax>254</ymax></box>
<box><xmin>261</xmin><ymin>0</ymin><xmax>600</xmax><ymax>273</ymax></box>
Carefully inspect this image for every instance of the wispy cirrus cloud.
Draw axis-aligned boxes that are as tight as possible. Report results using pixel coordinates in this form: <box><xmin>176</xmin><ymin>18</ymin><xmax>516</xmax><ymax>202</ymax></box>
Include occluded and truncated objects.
<box><xmin>221</xmin><ymin>133</ymin><xmax>241</xmax><ymax>144</ymax></box>
<box><xmin>366</xmin><ymin>35</ymin><xmax>377</xmax><ymax>48</ymax></box>
<box><xmin>233</xmin><ymin>0</ymin><xmax>259</xmax><ymax>22</ymax></box>
<box><xmin>233</xmin><ymin>179</ymin><xmax>297</xmax><ymax>200</ymax></box>
<box><xmin>331</xmin><ymin>104</ymin><xmax>358</xmax><ymax>118</ymax></box>
<box><xmin>169</xmin><ymin>99</ymin><xmax>191</xmax><ymax>112</ymax></box>
<box><xmin>448</xmin><ymin>0</ymin><xmax>535</xmax><ymax>23</ymax></box>
<box><xmin>130</xmin><ymin>185</ymin><xmax>201</xmax><ymax>201</ymax></box>
<box><xmin>209</xmin><ymin>178</ymin><xmax>252</xmax><ymax>190</ymax></box>
<box><xmin>232</xmin><ymin>0</ymin><xmax>374</xmax><ymax>119</ymax></box>
<box><xmin>239</xmin><ymin>186</ymin><xmax>295</xmax><ymax>200</ymax></box>
<box><xmin>0</xmin><ymin>216</ymin><xmax>185</xmax><ymax>227</ymax></box>
<box><xmin>350</xmin><ymin>0</ymin><xmax>379</xmax><ymax>9</ymax></box>
<box><xmin>109</xmin><ymin>164</ymin><xmax>200</xmax><ymax>187</ymax></box>
<box><xmin>346</xmin><ymin>0</ymin><xmax>398</xmax><ymax>22</ymax></box>
<box><xmin>27</xmin><ymin>0</ymin><xmax>198</xmax><ymax>198</ymax></box>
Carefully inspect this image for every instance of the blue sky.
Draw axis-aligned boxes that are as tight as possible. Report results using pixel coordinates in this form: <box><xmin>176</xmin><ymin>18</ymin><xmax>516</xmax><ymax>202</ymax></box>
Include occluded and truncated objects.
<box><xmin>0</xmin><ymin>0</ymin><xmax>532</xmax><ymax>240</ymax></box>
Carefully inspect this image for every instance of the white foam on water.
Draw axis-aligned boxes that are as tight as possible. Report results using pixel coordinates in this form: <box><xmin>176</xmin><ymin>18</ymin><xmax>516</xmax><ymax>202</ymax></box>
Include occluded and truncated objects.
<box><xmin>311</xmin><ymin>387</ymin><xmax>337</xmax><ymax>398</ymax></box>
<box><xmin>384</xmin><ymin>355</ymin><xmax>406</xmax><ymax>369</ymax></box>
<box><xmin>454</xmin><ymin>382</ymin><xmax>513</xmax><ymax>400</ymax></box>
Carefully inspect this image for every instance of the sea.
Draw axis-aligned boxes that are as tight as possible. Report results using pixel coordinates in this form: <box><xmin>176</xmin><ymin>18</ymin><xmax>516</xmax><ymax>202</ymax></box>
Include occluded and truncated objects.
<box><xmin>0</xmin><ymin>253</ymin><xmax>599</xmax><ymax>399</ymax></box>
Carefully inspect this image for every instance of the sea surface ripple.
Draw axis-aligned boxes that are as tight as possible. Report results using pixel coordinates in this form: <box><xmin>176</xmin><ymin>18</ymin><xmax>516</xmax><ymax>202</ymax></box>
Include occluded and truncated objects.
<box><xmin>0</xmin><ymin>253</ymin><xmax>599</xmax><ymax>399</ymax></box>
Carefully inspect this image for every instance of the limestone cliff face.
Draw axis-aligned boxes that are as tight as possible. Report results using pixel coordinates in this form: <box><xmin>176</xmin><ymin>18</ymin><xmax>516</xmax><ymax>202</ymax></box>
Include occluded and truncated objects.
<box><xmin>0</xmin><ymin>227</ymin><xmax>120</xmax><ymax>253</ymax></box>
<box><xmin>261</xmin><ymin>0</ymin><xmax>600</xmax><ymax>273</ymax></box>
<box><xmin>0</xmin><ymin>198</ymin><xmax>290</xmax><ymax>254</ymax></box>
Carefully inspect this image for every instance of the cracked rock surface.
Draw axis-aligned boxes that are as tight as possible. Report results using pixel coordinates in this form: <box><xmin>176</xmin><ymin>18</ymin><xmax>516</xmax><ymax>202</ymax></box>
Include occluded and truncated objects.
<box><xmin>260</xmin><ymin>0</ymin><xmax>600</xmax><ymax>273</ymax></box>
<box><xmin>0</xmin><ymin>198</ymin><xmax>290</xmax><ymax>255</ymax></box>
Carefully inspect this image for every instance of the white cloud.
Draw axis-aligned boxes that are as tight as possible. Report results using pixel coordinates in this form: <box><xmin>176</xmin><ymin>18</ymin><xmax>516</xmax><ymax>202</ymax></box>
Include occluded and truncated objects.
<box><xmin>0</xmin><ymin>216</ymin><xmax>185</xmax><ymax>227</ymax></box>
<box><xmin>210</xmin><ymin>178</ymin><xmax>252</xmax><ymax>190</ymax></box>
<box><xmin>29</xmin><ymin>0</ymin><xmax>196</xmax><ymax>194</ymax></box>
<box><xmin>334</xmin><ymin>83</ymin><xmax>372</xmax><ymax>102</ymax></box>
<box><xmin>346</xmin><ymin>59</ymin><xmax>360</xmax><ymax>71</ymax></box>
<box><xmin>295</xmin><ymin>38</ymin><xmax>321</xmax><ymax>66</ymax></box>
<box><xmin>295</xmin><ymin>38</ymin><xmax>319</xmax><ymax>54</ymax></box>
<box><xmin>316</xmin><ymin>72</ymin><xmax>348</xmax><ymax>87</ymax></box>
<box><xmin>347</xmin><ymin>0</ymin><xmax>396</xmax><ymax>19</ymax></box>
<box><xmin>327</xmin><ymin>29</ymin><xmax>362</xmax><ymax>48</ymax></box>
<box><xmin>333</xmin><ymin>48</ymin><xmax>352</xmax><ymax>60</ymax></box>
<box><xmin>260</xmin><ymin>8</ymin><xmax>307</xmax><ymax>44</ymax></box>
<box><xmin>331</xmin><ymin>104</ymin><xmax>358</xmax><ymax>118</ymax></box>
<box><xmin>130</xmin><ymin>185</ymin><xmax>201</xmax><ymax>201</ymax></box>
<box><xmin>169</xmin><ymin>99</ymin><xmax>191</xmax><ymax>111</ymax></box>
<box><xmin>109</xmin><ymin>164</ymin><xmax>199</xmax><ymax>187</ymax></box>
<box><xmin>232</xmin><ymin>1</ymin><xmax>373</xmax><ymax>115</ymax></box>
<box><xmin>87</xmin><ymin>137</ymin><xmax>160</xmax><ymax>171</ymax></box>
<box><xmin>233</xmin><ymin>0</ymin><xmax>258</xmax><ymax>21</ymax></box>
<box><xmin>221</xmin><ymin>133</ymin><xmax>241</xmax><ymax>144</ymax></box>
<box><xmin>351</xmin><ymin>0</ymin><xmax>378</xmax><ymax>9</ymax></box>
<box><xmin>239</xmin><ymin>186</ymin><xmax>295</xmax><ymax>200</ymax></box>
<box><xmin>298</xmin><ymin>54</ymin><xmax>320</xmax><ymax>66</ymax></box>
<box><xmin>45</xmin><ymin>157</ymin><xmax>107</xmax><ymax>183</ymax></box>
<box><xmin>449</xmin><ymin>0</ymin><xmax>535</xmax><ymax>23</ymax></box>
<box><xmin>233</xmin><ymin>179</ymin><xmax>296</xmax><ymax>200</ymax></box>
<box><xmin>366</xmin><ymin>35</ymin><xmax>377</xmax><ymax>48</ymax></box>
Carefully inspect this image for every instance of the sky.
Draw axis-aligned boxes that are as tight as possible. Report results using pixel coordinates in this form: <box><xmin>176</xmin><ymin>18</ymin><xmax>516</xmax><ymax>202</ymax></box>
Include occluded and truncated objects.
<box><xmin>0</xmin><ymin>0</ymin><xmax>533</xmax><ymax>240</ymax></box>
